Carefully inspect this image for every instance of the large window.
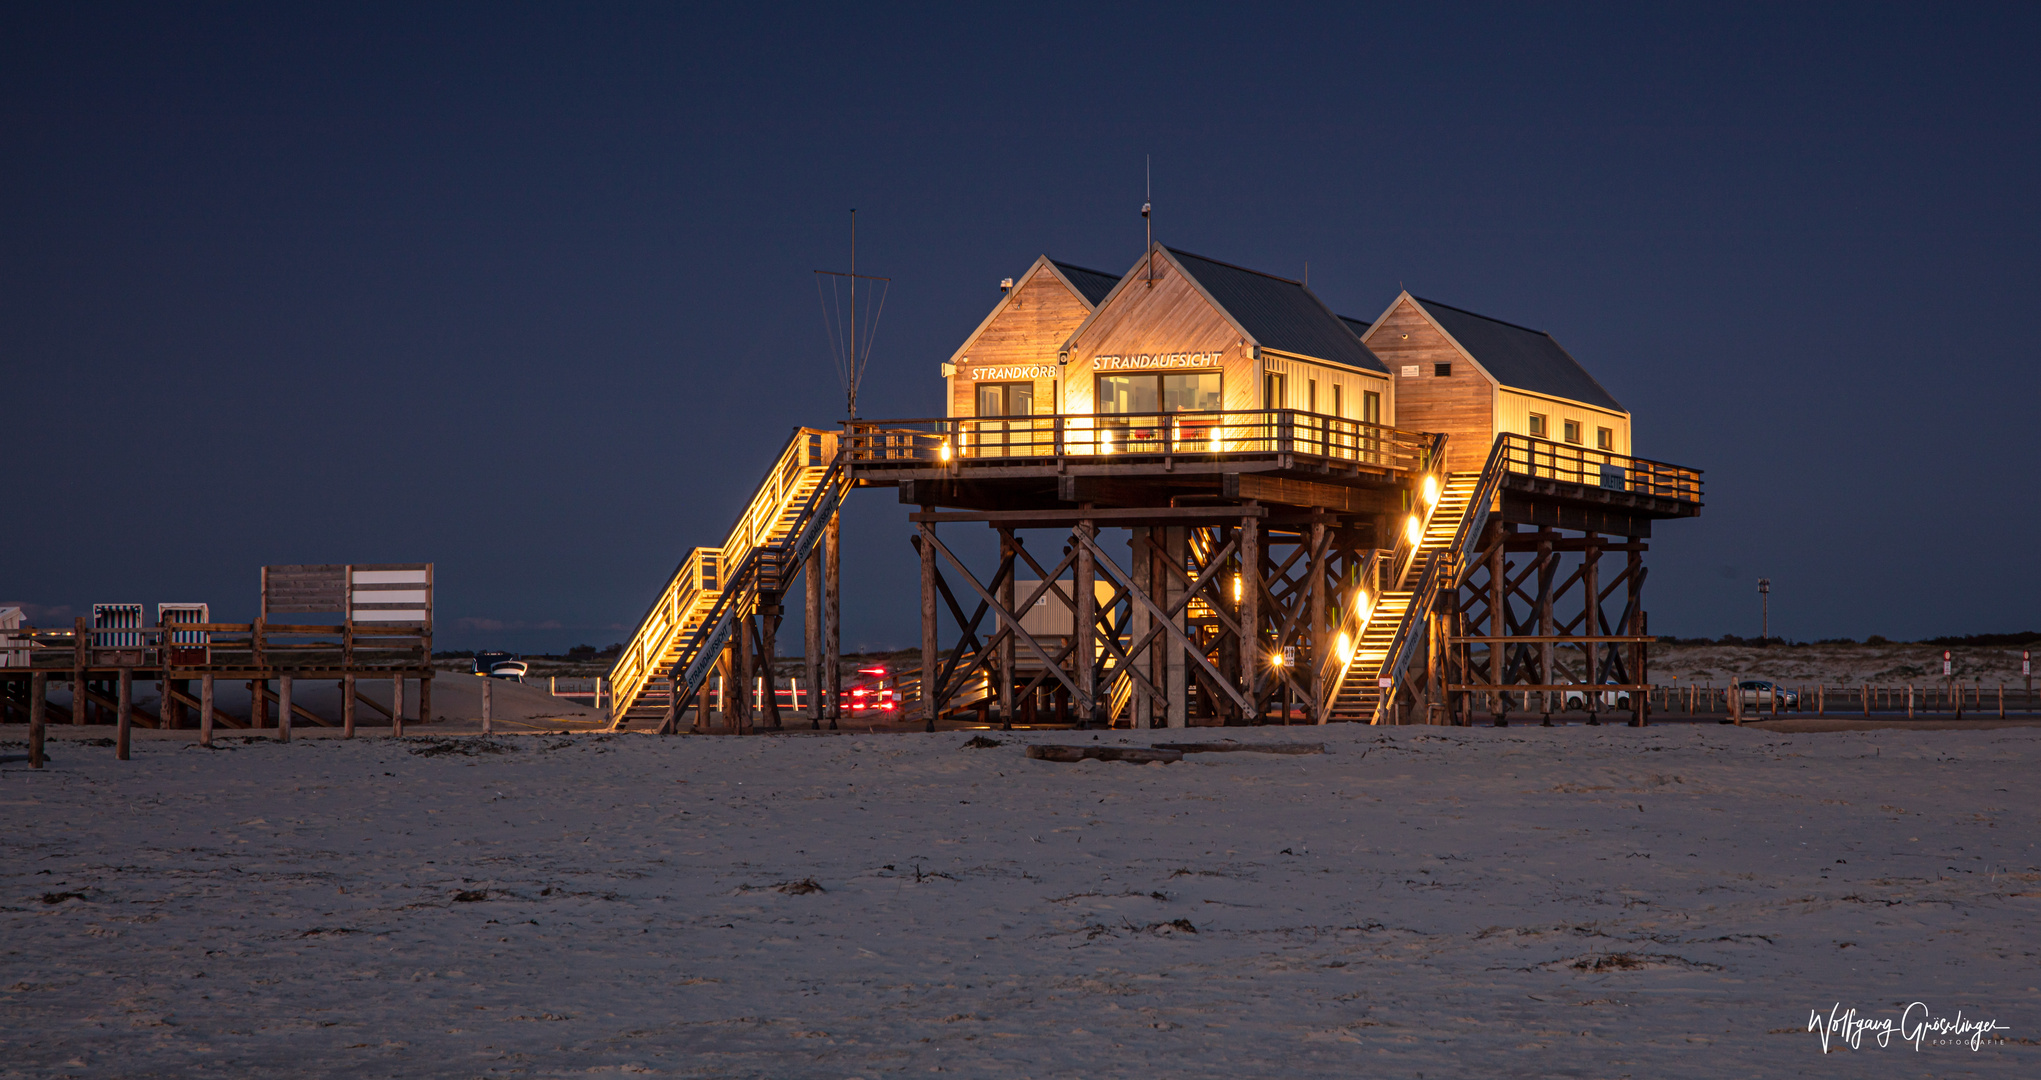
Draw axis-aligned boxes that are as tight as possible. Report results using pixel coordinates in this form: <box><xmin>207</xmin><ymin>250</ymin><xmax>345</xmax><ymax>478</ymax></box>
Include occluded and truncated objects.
<box><xmin>1263</xmin><ymin>372</ymin><xmax>1286</xmax><ymax>410</ymax></box>
<box><xmin>1097</xmin><ymin>372</ymin><xmax>1222</xmax><ymax>415</ymax></box>
<box><xmin>970</xmin><ymin>382</ymin><xmax>1035</xmax><ymax>458</ymax></box>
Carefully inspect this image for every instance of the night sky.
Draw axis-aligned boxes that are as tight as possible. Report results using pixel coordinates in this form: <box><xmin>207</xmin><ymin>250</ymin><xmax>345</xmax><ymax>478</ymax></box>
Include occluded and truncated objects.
<box><xmin>6</xmin><ymin>4</ymin><xmax>2037</xmax><ymax>653</ymax></box>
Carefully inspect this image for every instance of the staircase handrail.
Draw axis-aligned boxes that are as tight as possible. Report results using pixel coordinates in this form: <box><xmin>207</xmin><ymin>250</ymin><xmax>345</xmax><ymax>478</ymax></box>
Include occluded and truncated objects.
<box><xmin>1365</xmin><ymin>436</ymin><xmax>1510</xmax><ymax>723</ymax></box>
<box><xmin>1315</xmin><ymin>548</ymin><xmax>1381</xmax><ymax>717</ymax></box>
<box><xmin>1389</xmin><ymin>433</ymin><xmax>1452</xmax><ymax>590</ymax></box>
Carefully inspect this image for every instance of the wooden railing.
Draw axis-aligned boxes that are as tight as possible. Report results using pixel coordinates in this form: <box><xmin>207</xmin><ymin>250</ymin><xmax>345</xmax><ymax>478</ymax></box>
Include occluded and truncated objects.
<box><xmin>0</xmin><ymin>620</ymin><xmax>430</xmax><ymax>673</ymax></box>
<box><xmin>1496</xmin><ymin>433</ymin><xmax>1704</xmax><ymax>503</ymax></box>
<box><xmin>846</xmin><ymin>410</ymin><xmax>1433</xmax><ymax>473</ymax></box>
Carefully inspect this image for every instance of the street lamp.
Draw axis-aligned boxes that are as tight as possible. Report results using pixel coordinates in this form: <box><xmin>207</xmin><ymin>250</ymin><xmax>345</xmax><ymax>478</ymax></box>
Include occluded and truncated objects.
<box><xmin>1757</xmin><ymin>578</ymin><xmax>1771</xmax><ymax>643</ymax></box>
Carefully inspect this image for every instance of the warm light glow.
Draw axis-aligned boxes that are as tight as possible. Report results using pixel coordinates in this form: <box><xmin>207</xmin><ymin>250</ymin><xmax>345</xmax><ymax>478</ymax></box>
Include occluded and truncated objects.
<box><xmin>1406</xmin><ymin>514</ymin><xmax>1422</xmax><ymax>545</ymax></box>
<box><xmin>1338</xmin><ymin>631</ymin><xmax>1353</xmax><ymax>662</ymax></box>
<box><xmin>938</xmin><ymin>441</ymin><xmax>953</xmax><ymax>463</ymax></box>
<box><xmin>1232</xmin><ymin>575</ymin><xmax>1242</xmax><ymax>603</ymax></box>
<box><xmin>1422</xmin><ymin>474</ymin><xmax>1439</xmax><ymax>505</ymax></box>
<box><xmin>1354</xmin><ymin>588</ymin><xmax>1371</xmax><ymax>618</ymax></box>
<box><xmin>1269</xmin><ymin>650</ymin><xmax>1285</xmax><ymax>668</ymax></box>
<box><xmin>1207</xmin><ymin>430</ymin><xmax>1221</xmax><ymax>452</ymax></box>
<box><xmin>1101</xmin><ymin>429</ymin><xmax>1115</xmax><ymax>454</ymax></box>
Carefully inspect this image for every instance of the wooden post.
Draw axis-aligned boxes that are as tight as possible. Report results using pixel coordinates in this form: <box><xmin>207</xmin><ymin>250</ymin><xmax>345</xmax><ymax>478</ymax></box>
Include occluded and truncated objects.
<box><xmin>999</xmin><ymin>529</ymin><xmax>1018</xmax><ymax>730</ymax></box>
<box><xmin>1863</xmin><ymin>683</ymin><xmax>1870</xmax><ymax>718</ymax></box>
<box><xmin>1489</xmin><ymin>533</ymin><xmax>1505</xmax><ymax>725</ymax></box>
<box><xmin>919</xmin><ymin>521</ymin><xmax>940</xmax><ymax>732</ymax></box>
<box><xmin>1536</xmin><ymin>536</ymin><xmax>1555</xmax><ymax>724</ymax></box>
<box><xmin>805</xmin><ymin>541</ymin><xmax>824</xmax><ymax>730</ymax></box>
<box><xmin>29</xmin><ymin>672</ymin><xmax>46</xmax><ymax>769</ymax></box>
<box><xmin>200</xmin><ymin>674</ymin><xmax>214</xmax><ymax>747</ymax></box>
<box><xmin>825</xmin><ymin>509</ymin><xmax>842</xmax><ymax>730</ymax></box>
<box><xmin>482</xmin><ymin>677</ymin><xmax>492</xmax><ymax>734</ymax></box>
<box><xmin>760</xmin><ymin>607</ymin><xmax>783</xmax><ymax>731</ymax></box>
<box><xmin>1308</xmin><ymin>518</ymin><xmax>1327</xmax><ymax>724</ymax></box>
<box><xmin>1239</xmin><ymin>515</ymin><xmax>1260</xmax><ymax>719</ymax></box>
<box><xmin>158</xmin><ymin>619</ymin><xmax>174</xmax><ymax>730</ymax></box>
<box><xmin>735</xmin><ymin>608</ymin><xmax>755</xmax><ymax>736</ymax></box>
<box><xmin>116</xmin><ymin>667</ymin><xmax>133</xmax><ymax>760</ymax></box>
<box><xmin>419</xmin><ymin>674</ymin><xmax>431</xmax><ymax>727</ymax></box>
<box><xmin>393</xmin><ymin>675</ymin><xmax>405</xmax><ymax>737</ymax></box>
<box><xmin>278</xmin><ymin>675</ymin><xmax>293</xmax><ymax>743</ymax></box>
<box><xmin>73</xmin><ymin>616</ymin><xmax>88</xmax><ymax>725</ymax></box>
<box><xmin>343</xmin><ymin>674</ymin><xmax>356</xmax><ymax>738</ymax></box>
<box><xmin>1164</xmin><ymin>526</ymin><xmax>1188</xmax><ymax>729</ymax></box>
<box><xmin>1906</xmin><ymin>683</ymin><xmax>1913</xmax><ymax>719</ymax></box>
<box><xmin>1129</xmin><ymin>526</ymin><xmax>1150</xmax><ymax>730</ymax></box>
<box><xmin>1633</xmin><ymin>610</ymin><xmax>1648</xmax><ymax>727</ymax></box>
<box><xmin>1073</xmin><ymin>521</ymin><xmax>1097</xmax><ymax>728</ymax></box>
<box><xmin>1582</xmin><ymin>535</ymin><xmax>1600</xmax><ymax>726</ymax></box>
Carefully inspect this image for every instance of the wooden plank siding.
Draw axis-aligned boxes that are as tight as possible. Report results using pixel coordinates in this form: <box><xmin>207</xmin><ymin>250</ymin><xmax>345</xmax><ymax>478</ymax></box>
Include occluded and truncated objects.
<box><xmin>1060</xmin><ymin>253</ymin><xmax>1251</xmax><ymax>414</ymax></box>
<box><xmin>1496</xmin><ymin>389</ymin><xmax>1629</xmax><ymax>457</ymax></box>
<box><xmin>1363</xmin><ymin>298</ymin><xmax>1496</xmax><ymax>472</ymax></box>
<box><xmin>1261</xmin><ymin>354</ymin><xmax>1392</xmax><ymax>422</ymax></box>
<box><xmin>948</xmin><ymin>259</ymin><xmax>1095</xmax><ymax>418</ymax></box>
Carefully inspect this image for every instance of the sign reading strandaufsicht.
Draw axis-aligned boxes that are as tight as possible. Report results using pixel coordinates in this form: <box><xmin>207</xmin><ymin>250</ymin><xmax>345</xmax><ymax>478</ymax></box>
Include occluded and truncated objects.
<box><xmin>1094</xmin><ymin>352</ymin><xmax>1224</xmax><ymax>371</ymax></box>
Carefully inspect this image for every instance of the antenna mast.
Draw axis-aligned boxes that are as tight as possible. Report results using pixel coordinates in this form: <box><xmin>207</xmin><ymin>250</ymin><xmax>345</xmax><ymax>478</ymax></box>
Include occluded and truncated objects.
<box><xmin>815</xmin><ymin>210</ymin><xmax>891</xmax><ymax>421</ymax></box>
<box><xmin>1142</xmin><ymin>155</ymin><xmax>1153</xmax><ymax>288</ymax></box>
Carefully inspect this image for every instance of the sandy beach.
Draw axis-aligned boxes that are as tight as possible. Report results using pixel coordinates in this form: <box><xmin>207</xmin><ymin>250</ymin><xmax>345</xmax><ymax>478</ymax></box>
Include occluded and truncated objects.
<box><xmin>3</xmin><ymin>723</ymin><xmax>2034</xmax><ymax>1077</ymax></box>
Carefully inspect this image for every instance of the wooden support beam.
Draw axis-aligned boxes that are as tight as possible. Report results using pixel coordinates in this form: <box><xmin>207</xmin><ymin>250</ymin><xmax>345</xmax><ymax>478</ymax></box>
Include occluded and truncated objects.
<box><xmin>919</xmin><ymin>519</ymin><xmax>940</xmax><ymax>732</ymax></box>
<box><xmin>29</xmin><ymin>671</ymin><xmax>46</xmax><ymax>768</ymax></box>
<box><xmin>911</xmin><ymin>505</ymin><xmax>1268</xmax><ymax>525</ymax></box>
<box><xmin>1221</xmin><ymin>472</ymin><xmax>1399</xmax><ymax>514</ymax></box>
<box><xmin>825</xmin><ymin>510</ymin><xmax>841</xmax><ymax>730</ymax></box>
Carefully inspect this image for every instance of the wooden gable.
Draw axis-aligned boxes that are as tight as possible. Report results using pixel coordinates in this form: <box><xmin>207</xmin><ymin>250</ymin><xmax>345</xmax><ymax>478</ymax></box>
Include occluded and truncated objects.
<box><xmin>1362</xmin><ymin>294</ymin><xmax>1498</xmax><ymax>472</ymax></box>
<box><xmin>948</xmin><ymin>258</ymin><xmax>1099</xmax><ymax>417</ymax></box>
<box><xmin>1059</xmin><ymin>248</ymin><xmax>1257</xmax><ymax>414</ymax></box>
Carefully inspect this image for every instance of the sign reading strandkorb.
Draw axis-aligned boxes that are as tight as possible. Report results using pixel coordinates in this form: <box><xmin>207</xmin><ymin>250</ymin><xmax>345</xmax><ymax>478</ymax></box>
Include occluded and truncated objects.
<box><xmin>957</xmin><ymin>363</ymin><xmax>1056</xmax><ymax>381</ymax></box>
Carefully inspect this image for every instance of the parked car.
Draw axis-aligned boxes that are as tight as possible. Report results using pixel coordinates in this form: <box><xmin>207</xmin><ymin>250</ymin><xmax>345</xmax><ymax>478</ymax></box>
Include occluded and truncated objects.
<box><xmin>1560</xmin><ymin>678</ymin><xmax>1632</xmax><ymax>711</ymax></box>
<box><xmin>472</xmin><ymin>651</ymin><xmax>526</xmax><ymax>682</ymax></box>
<box><xmin>1736</xmin><ymin>680</ymin><xmax>1797</xmax><ymax>709</ymax></box>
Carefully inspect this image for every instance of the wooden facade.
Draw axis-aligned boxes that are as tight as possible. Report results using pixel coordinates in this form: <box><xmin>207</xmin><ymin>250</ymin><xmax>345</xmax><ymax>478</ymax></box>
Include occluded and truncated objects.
<box><xmin>1361</xmin><ymin>293</ymin><xmax>1631</xmax><ymax>473</ymax></box>
<box><xmin>945</xmin><ymin>257</ymin><xmax>1100</xmax><ymax>420</ymax></box>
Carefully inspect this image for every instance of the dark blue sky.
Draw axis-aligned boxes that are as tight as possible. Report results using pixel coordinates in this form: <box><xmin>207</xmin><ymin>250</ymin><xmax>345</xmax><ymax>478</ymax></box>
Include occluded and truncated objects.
<box><xmin>6</xmin><ymin>3</ymin><xmax>2037</xmax><ymax>651</ymax></box>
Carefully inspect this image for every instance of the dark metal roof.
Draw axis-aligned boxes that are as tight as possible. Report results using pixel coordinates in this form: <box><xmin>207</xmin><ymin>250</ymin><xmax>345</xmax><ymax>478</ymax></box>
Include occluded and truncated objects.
<box><xmin>1338</xmin><ymin>314</ymin><xmax>1373</xmax><ymax>338</ymax></box>
<box><xmin>1050</xmin><ymin>260</ymin><xmax>1120</xmax><ymax>307</ymax></box>
<box><xmin>1167</xmin><ymin>248</ymin><xmax>1387</xmax><ymax>373</ymax></box>
<box><xmin>1415</xmin><ymin>297</ymin><xmax>1625</xmax><ymax>412</ymax></box>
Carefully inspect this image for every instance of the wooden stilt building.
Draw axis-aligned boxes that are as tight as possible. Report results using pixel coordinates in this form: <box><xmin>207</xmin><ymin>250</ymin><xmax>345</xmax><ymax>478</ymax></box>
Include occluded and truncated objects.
<box><xmin>604</xmin><ymin>242</ymin><xmax>1703</xmax><ymax>731</ymax></box>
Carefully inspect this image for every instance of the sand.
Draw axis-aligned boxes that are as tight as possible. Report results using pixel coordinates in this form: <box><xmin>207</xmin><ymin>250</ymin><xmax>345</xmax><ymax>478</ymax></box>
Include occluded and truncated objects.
<box><xmin>2</xmin><ymin>723</ymin><xmax>2035</xmax><ymax>1077</ymax></box>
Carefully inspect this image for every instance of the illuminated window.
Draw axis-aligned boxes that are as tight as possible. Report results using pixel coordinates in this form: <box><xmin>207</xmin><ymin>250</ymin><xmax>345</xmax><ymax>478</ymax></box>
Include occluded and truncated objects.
<box><xmin>1332</xmin><ymin>384</ymin><xmax>1344</xmax><ymax>417</ymax></box>
<box><xmin>1362</xmin><ymin>391</ymin><xmax>1380</xmax><ymax>425</ymax></box>
<box><xmin>1596</xmin><ymin>426</ymin><xmax>1614</xmax><ymax>451</ymax></box>
<box><xmin>1264</xmin><ymin>372</ymin><xmax>1287</xmax><ymax>409</ymax></box>
<box><xmin>1564</xmin><ymin>420</ymin><xmax>1582</xmax><ymax>444</ymax></box>
<box><xmin>1528</xmin><ymin>413</ymin><xmax>1547</xmax><ymax>437</ymax></box>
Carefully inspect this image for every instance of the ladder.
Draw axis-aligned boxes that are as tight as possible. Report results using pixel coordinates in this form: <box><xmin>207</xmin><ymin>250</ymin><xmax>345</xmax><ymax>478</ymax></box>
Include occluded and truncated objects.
<box><xmin>1323</xmin><ymin>437</ymin><xmax>1506</xmax><ymax>723</ymax></box>
<box><xmin>606</xmin><ymin>428</ymin><xmax>845</xmax><ymax>727</ymax></box>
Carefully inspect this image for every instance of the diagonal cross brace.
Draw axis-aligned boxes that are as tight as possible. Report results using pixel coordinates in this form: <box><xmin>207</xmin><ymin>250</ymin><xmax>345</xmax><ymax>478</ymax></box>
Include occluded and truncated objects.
<box><xmin>1074</xmin><ymin>530</ymin><xmax>1256</xmax><ymax>720</ymax></box>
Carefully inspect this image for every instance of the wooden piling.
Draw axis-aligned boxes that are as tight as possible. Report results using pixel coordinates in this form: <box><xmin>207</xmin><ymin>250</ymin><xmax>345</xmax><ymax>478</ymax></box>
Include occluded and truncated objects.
<box><xmin>116</xmin><ymin>667</ymin><xmax>133</xmax><ymax>760</ymax></box>
<box><xmin>1239</xmin><ymin>515</ymin><xmax>1260</xmax><ymax>720</ymax></box>
<box><xmin>825</xmin><ymin>509</ymin><xmax>842</xmax><ymax>730</ymax></box>
<box><xmin>72</xmin><ymin>616</ymin><xmax>88</xmax><ymax>725</ymax></box>
<box><xmin>919</xmin><ymin>521</ymin><xmax>939</xmax><ymax>732</ymax></box>
<box><xmin>482</xmin><ymin>677</ymin><xmax>492</xmax><ymax>734</ymax></box>
<box><xmin>200</xmin><ymin>674</ymin><xmax>214</xmax><ymax>746</ymax></box>
<box><xmin>419</xmin><ymin>675</ymin><xmax>431</xmax><ymax>727</ymax></box>
<box><xmin>392</xmin><ymin>675</ymin><xmax>405</xmax><ymax>737</ymax></box>
<box><xmin>342</xmin><ymin>675</ymin><xmax>355</xmax><ymax>738</ymax></box>
<box><xmin>999</xmin><ymin>528</ymin><xmax>1017</xmax><ymax>731</ymax></box>
<box><xmin>278</xmin><ymin>675</ymin><xmax>293</xmax><ymax>743</ymax></box>
<box><xmin>29</xmin><ymin>672</ymin><xmax>46</xmax><ymax>768</ymax></box>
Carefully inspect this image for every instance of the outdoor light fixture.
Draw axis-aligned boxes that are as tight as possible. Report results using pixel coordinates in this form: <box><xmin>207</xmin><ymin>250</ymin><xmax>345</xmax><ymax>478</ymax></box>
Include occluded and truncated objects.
<box><xmin>1354</xmin><ymin>588</ymin><xmax>1371</xmax><ymax>618</ymax></box>
<box><xmin>938</xmin><ymin>441</ymin><xmax>953</xmax><ymax>463</ymax></box>
<box><xmin>1423</xmin><ymin>474</ymin><xmax>1439</xmax><ymax>505</ymax></box>
<box><xmin>1101</xmin><ymin>430</ymin><xmax>1115</xmax><ymax>453</ymax></box>
<box><xmin>1406</xmin><ymin>514</ymin><xmax>1422</xmax><ymax>545</ymax></box>
<box><xmin>1269</xmin><ymin>650</ymin><xmax>1284</xmax><ymax>668</ymax></box>
<box><xmin>1338</xmin><ymin>631</ymin><xmax>1353</xmax><ymax>662</ymax></box>
<box><xmin>1232</xmin><ymin>575</ymin><xmax>1241</xmax><ymax>603</ymax></box>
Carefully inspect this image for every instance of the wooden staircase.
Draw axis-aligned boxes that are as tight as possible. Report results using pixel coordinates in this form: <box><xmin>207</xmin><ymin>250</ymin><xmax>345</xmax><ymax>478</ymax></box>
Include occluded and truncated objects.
<box><xmin>1325</xmin><ymin>469</ymin><xmax>1485</xmax><ymax>723</ymax></box>
<box><xmin>606</xmin><ymin>429</ymin><xmax>843</xmax><ymax>728</ymax></box>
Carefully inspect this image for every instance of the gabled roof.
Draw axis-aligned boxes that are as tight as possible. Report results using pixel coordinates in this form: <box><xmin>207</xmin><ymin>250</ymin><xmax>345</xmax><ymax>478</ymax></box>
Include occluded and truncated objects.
<box><xmin>1338</xmin><ymin>314</ymin><xmax>1373</xmax><ymax>339</ymax></box>
<box><xmin>1050</xmin><ymin>260</ymin><xmax>1119</xmax><ymax>307</ymax></box>
<box><xmin>1167</xmin><ymin>248</ymin><xmax>1387</xmax><ymax>373</ymax></box>
<box><xmin>1413</xmin><ymin>296</ymin><xmax>1625</xmax><ymax>412</ymax></box>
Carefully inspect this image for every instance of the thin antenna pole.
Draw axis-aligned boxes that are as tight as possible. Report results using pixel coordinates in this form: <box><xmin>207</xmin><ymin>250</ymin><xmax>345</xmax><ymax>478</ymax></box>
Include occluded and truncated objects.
<box><xmin>849</xmin><ymin>209</ymin><xmax>857</xmax><ymax>420</ymax></box>
<box><xmin>1143</xmin><ymin>155</ymin><xmax>1153</xmax><ymax>288</ymax></box>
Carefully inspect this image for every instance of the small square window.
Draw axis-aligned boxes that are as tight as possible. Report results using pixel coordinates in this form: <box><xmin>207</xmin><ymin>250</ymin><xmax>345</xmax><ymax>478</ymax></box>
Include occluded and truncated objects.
<box><xmin>1433</xmin><ymin>362</ymin><xmax>1452</xmax><ymax>378</ymax></box>
<box><xmin>1528</xmin><ymin>413</ymin><xmax>1546</xmax><ymax>437</ymax></box>
<box><xmin>1596</xmin><ymin>426</ymin><xmax>1613</xmax><ymax>451</ymax></box>
<box><xmin>1564</xmin><ymin>420</ymin><xmax>1583</xmax><ymax>444</ymax></box>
